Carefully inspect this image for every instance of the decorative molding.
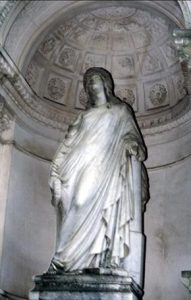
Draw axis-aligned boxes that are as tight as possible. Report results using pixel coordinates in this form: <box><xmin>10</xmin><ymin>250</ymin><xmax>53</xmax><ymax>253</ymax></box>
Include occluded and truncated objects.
<box><xmin>141</xmin><ymin>96</ymin><xmax>191</xmax><ymax>135</ymax></box>
<box><xmin>0</xmin><ymin>51</ymin><xmax>74</xmax><ymax>131</ymax></box>
<box><xmin>0</xmin><ymin>0</ymin><xmax>184</xmax><ymax>71</ymax></box>
<box><xmin>1</xmin><ymin>50</ymin><xmax>191</xmax><ymax>136</ymax></box>
<box><xmin>0</xmin><ymin>96</ymin><xmax>11</xmax><ymax>134</ymax></box>
<box><xmin>178</xmin><ymin>1</ymin><xmax>191</xmax><ymax>29</ymax></box>
<box><xmin>0</xmin><ymin>0</ymin><xmax>190</xmax><ymax>137</ymax></box>
<box><xmin>0</xmin><ymin>0</ymin><xmax>16</xmax><ymax>29</ymax></box>
<box><xmin>0</xmin><ymin>54</ymin><xmax>14</xmax><ymax>78</ymax></box>
<box><xmin>21</xmin><ymin>5</ymin><xmax>185</xmax><ymax>128</ymax></box>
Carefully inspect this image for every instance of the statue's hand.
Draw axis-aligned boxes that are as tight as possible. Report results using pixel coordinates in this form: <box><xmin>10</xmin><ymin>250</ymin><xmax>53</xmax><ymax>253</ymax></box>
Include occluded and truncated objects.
<box><xmin>127</xmin><ymin>141</ymin><xmax>145</xmax><ymax>161</ymax></box>
<box><xmin>137</xmin><ymin>145</ymin><xmax>146</xmax><ymax>161</ymax></box>
<box><xmin>50</xmin><ymin>177</ymin><xmax>62</xmax><ymax>207</ymax></box>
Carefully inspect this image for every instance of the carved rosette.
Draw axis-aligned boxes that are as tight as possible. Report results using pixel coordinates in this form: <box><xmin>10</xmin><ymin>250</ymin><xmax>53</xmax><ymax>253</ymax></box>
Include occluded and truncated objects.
<box><xmin>140</xmin><ymin>53</ymin><xmax>162</xmax><ymax>75</ymax></box>
<box><xmin>39</xmin><ymin>34</ymin><xmax>58</xmax><ymax>59</ymax></box>
<box><xmin>112</xmin><ymin>55</ymin><xmax>135</xmax><ymax>78</ymax></box>
<box><xmin>47</xmin><ymin>77</ymin><xmax>66</xmax><ymax>101</ymax></box>
<box><xmin>115</xmin><ymin>88</ymin><xmax>135</xmax><ymax>106</ymax></box>
<box><xmin>149</xmin><ymin>84</ymin><xmax>167</xmax><ymax>106</ymax></box>
<box><xmin>58</xmin><ymin>47</ymin><xmax>77</xmax><ymax>70</ymax></box>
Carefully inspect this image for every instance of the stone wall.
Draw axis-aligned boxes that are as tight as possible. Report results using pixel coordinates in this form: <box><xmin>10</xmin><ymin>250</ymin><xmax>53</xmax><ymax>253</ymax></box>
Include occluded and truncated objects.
<box><xmin>145</xmin><ymin>157</ymin><xmax>191</xmax><ymax>300</ymax></box>
<box><xmin>0</xmin><ymin>124</ymin><xmax>57</xmax><ymax>297</ymax></box>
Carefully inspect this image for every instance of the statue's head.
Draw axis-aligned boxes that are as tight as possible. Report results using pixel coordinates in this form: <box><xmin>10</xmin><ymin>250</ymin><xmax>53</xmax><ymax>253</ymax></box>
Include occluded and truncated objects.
<box><xmin>83</xmin><ymin>67</ymin><xmax>115</xmax><ymax>106</ymax></box>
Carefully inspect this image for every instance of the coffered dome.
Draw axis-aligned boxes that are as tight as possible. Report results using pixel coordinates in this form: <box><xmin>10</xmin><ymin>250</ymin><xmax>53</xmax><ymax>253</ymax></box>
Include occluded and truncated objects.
<box><xmin>24</xmin><ymin>5</ymin><xmax>187</xmax><ymax>128</ymax></box>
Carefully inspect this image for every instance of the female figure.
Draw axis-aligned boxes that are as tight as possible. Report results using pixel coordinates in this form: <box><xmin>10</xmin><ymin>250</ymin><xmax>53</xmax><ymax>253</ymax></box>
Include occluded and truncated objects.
<box><xmin>49</xmin><ymin>67</ymin><xmax>148</xmax><ymax>272</ymax></box>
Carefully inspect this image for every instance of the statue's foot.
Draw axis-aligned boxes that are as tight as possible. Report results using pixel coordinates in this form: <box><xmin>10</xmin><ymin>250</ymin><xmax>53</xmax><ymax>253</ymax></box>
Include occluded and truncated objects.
<box><xmin>46</xmin><ymin>260</ymin><xmax>66</xmax><ymax>275</ymax></box>
<box><xmin>46</xmin><ymin>263</ymin><xmax>58</xmax><ymax>275</ymax></box>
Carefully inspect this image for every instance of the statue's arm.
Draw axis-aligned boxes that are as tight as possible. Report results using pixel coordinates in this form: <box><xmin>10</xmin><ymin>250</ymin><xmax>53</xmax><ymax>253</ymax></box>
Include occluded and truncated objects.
<box><xmin>50</xmin><ymin>113</ymin><xmax>83</xmax><ymax>178</ymax></box>
<box><xmin>49</xmin><ymin>143</ymin><xmax>67</xmax><ymax>206</ymax></box>
<box><xmin>49</xmin><ymin>113</ymin><xmax>83</xmax><ymax>205</ymax></box>
<box><xmin>123</xmin><ymin>105</ymin><xmax>146</xmax><ymax>162</ymax></box>
<box><xmin>49</xmin><ymin>143</ymin><xmax>66</xmax><ymax>183</ymax></box>
<box><xmin>141</xmin><ymin>163</ymin><xmax>150</xmax><ymax>210</ymax></box>
<box><xmin>125</xmin><ymin>133</ymin><xmax>146</xmax><ymax>162</ymax></box>
<box><xmin>123</xmin><ymin>105</ymin><xmax>149</xmax><ymax>206</ymax></box>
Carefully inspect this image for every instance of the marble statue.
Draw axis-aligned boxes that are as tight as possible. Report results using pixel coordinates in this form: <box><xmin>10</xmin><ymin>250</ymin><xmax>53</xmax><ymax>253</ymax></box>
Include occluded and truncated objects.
<box><xmin>48</xmin><ymin>67</ymin><xmax>148</xmax><ymax>273</ymax></box>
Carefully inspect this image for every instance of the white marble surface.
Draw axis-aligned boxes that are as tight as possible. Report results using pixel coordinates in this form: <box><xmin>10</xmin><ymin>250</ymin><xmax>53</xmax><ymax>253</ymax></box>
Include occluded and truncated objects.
<box><xmin>144</xmin><ymin>156</ymin><xmax>191</xmax><ymax>300</ymax></box>
<box><xmin>0</xmin><ymin>144</ymin><xmax>13</xmax><ymax>266</ymax></box>
<box><xmin>0</xmin><ymin>118</ymin><xmax>15</xmax><ymax>268</ymax></box>
<box><xmin>0</xmin><ymin>148</ymin><xmax>56</xmax><ymax>296</ymax></box>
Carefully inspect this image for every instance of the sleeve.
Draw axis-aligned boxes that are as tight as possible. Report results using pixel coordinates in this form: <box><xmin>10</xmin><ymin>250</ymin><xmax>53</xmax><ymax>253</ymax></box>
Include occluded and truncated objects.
<box><xmin>49</xmin><ymin>113</ymin><xmax>83</xmax><ymax>187</ymax></box>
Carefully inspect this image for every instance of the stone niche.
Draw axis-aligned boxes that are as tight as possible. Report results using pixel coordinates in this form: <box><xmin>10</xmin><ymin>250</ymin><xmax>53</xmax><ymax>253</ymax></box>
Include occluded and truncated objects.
<box><xmin>0</xmin><ymin>1</ymin><xmax>191</xmax><ymax>300</ymax></box>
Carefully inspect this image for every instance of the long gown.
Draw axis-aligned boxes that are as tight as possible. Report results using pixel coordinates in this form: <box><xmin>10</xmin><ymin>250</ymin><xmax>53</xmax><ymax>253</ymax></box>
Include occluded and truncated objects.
<box><xmin>49</xmin><ymin>102</ymin><xmax>147</xmax><ymax>271</ymax></box>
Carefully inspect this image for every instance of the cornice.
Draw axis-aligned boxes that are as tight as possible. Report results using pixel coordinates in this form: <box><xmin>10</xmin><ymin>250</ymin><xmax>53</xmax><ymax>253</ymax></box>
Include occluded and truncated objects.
<box><xmin>0</xmin><ymin>94</ymin><xmax>12</xmax><ymax>135</ymax></box>
<box><xmin>178</xmin><ymin>0</ymin><xmax>191</xmax><ymax>28</ymax></box>
<box><xmin>0</xmin><ymin>49</ymin><xmax>191</xmax><ymax>137</ymax></box>
<box><xmin>0</xmin><ymin>1</ymin><xmax>29</xmax><ymax>45</ymax></box>
<box><xmin>0</xmin><ymin>0</ymin><xmax>17</xmax><ymax>29</ymax></box>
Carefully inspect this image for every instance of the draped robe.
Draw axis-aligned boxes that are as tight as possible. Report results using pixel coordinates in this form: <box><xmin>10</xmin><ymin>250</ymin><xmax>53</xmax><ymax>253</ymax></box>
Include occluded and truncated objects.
<box><xmin>49</xmin><ymin>103</ymin><xmax>146</xmax><ymax>271</ymax></box>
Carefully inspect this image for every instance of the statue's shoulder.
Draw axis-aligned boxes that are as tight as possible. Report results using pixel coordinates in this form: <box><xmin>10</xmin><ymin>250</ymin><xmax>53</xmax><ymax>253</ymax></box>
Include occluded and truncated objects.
<box><xmin>114</xmin><ymin>102</ymin><xmax>133</xmax><ymax>115</ymax></box>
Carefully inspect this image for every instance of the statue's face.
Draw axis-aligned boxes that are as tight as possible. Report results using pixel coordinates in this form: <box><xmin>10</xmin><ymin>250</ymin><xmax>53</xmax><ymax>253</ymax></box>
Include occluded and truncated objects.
<box><xmin>86</xmin><ymin>74</ymin><xmax>107</xmax><ymax>107</ymax></box>
<box><xmin>87</xmin><ymin>74</ymin><xmax>105</xmax><ymax>96</ymax></box>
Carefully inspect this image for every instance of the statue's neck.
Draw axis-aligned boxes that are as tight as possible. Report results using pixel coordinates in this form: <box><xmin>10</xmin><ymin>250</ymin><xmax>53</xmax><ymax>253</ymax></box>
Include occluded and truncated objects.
<box><xmin>93</xmin><ymin>90</ymin><xmax>108</xmax><ymax>107</ymax></box>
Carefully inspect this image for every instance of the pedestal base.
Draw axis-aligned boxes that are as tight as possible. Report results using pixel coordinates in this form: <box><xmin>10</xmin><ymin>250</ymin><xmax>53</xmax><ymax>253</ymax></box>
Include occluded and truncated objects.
<box><xmin>29</xmin><ymin>271</ymin><xmax>143</xmax><ymax>300</ymax></box>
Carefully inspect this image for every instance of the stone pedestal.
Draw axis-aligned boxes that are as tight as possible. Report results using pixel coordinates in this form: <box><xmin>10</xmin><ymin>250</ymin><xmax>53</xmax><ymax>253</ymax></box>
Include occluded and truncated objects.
<box><xmin>29</xmin><ymin>271</ymin><xmax>143</xmax><ymax>300</ymax></box>
<box><xmin>181</xmin><ymin>270</ymin><xmax>191</xmax><ymax>294</ymax></box>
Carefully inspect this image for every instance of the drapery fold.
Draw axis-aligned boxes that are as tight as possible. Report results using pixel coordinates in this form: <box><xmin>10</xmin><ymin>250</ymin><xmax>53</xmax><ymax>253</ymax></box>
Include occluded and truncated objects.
<box><xmin>50</xmin><ymin>103</ymin><xmax>146</xmax><ymax>271</ymax></box>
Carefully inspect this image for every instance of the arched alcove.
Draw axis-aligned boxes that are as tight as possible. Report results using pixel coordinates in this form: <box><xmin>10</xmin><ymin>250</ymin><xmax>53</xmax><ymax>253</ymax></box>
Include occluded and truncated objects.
<box><xmin>0</xmin><ymin>1</ymin><xmax>191</xmax><ymax>299</ymax></box>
